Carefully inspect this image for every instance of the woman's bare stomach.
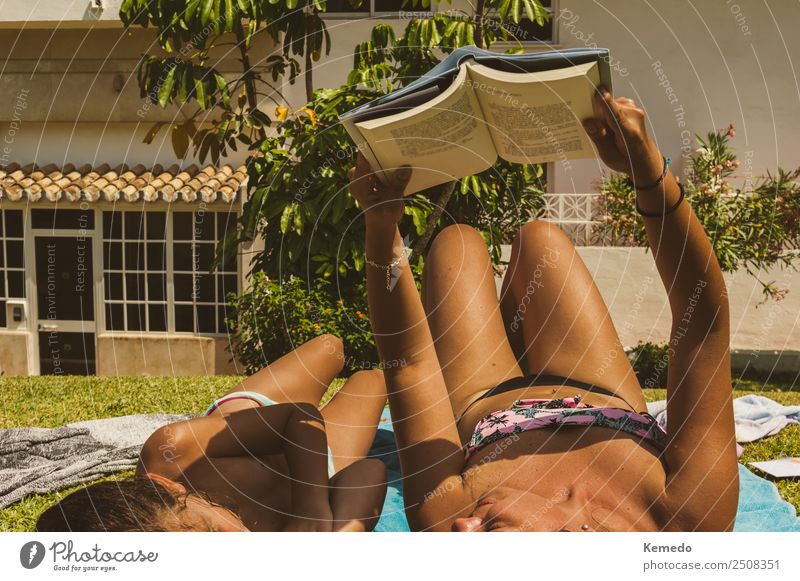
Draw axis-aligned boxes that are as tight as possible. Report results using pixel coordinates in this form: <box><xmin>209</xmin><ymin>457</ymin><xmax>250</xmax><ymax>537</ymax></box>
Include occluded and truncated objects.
<box><xmin>456</xmin><ymin>385</ymin><xmax>670</xmax><ymax>531</ymax></box>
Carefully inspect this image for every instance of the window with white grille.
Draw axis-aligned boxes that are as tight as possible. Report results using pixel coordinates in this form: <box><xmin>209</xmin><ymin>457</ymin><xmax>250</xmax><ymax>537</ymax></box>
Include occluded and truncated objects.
<box><xmin>102</xmin><ymin>210</ymin><xmax>238</xmax><ymax>335</ymax></box>
<box><xmin>0</xmin><ymin>209</ymin><xmax>25</xmax><ymax>328</ymax></box>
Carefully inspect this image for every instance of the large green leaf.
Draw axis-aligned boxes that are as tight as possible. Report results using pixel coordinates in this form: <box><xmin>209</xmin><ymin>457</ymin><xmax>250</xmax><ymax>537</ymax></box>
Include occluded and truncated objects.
<box><xmin>225</xmin><ymin>0</ymin><xmax>235</xmax><ymax>31</ymax></box>
<box><xmin>193</xmin><ymin>74</ymin><xmax>208</xmax><ymax>109</ymax></box>
<box><xmin>177</xmin><ymin>63</ymin><xmax>192</xmax><ymax>102</ymax></box>
<box><xmin>214</xmin><ymin>71</ymin><xmax>230</xmax><ymax>107</ymax></box>
<box><xmin>201</xmin><ymin>0</ymin><xmax>215</xmax><ymax>26</ymax></box>
<box><xmin>157</xmin><ymin>64</ymin><xmax>177</xmax><ymax>108</ymax></box>
<box><xmin>143</xmin><ymin>122</ymin><xmax>165</xmax><ymax>144</ymax></box>
<box><xmin>171</xmin><ymin>124</ymin><xmax>190</xmax><ymax>159</ymax></box>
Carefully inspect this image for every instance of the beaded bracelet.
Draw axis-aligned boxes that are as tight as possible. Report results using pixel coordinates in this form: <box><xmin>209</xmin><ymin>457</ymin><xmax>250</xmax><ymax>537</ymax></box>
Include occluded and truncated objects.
<box><xmin>366</xmin><ymin>248</ymin><xmax>410</xmax><ymax>290</ymax></box>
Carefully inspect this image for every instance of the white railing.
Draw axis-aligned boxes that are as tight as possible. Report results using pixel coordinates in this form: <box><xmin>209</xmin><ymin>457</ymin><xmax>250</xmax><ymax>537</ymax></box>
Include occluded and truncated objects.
<box><xmin>541</xmin><ymin>193</ymin><xmax>603</xmax><ymax>246</ymax></box>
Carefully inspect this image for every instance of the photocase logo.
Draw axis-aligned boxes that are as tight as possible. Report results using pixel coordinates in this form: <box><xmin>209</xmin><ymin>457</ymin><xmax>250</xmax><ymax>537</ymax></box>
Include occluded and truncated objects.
<box><xmin>20</xmin><ymin>541</ymin><xmax>46</xmax><ymax>569</ymax></box>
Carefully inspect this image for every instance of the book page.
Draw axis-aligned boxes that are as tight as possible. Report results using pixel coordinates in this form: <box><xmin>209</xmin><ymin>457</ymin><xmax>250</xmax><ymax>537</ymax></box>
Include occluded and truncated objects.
<box><xmin>465</xmin><ymin>61</ymin><xmax>600</xmax><ymax>165</ymax></box>
<box><xmin>355</xmin><ymin>66</ymin><xmax>497</xmax><ymax>195</ymax></box>
<box><xmin>341</xmin><ymin>116</ymin><xmax>386</xmax><ymax>183</ymax></box>
<box><xmin>750</xmin><ymin>458</ymin><xmax>800</xmax><ymax>478</ymax></box>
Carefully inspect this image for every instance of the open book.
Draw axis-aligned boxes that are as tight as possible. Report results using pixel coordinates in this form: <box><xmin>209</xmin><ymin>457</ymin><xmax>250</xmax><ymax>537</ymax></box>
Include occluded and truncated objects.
<box><xmin>340</xmin><ymin>46</ymin><xmax>612</xmax><ymax>195</ymax></box>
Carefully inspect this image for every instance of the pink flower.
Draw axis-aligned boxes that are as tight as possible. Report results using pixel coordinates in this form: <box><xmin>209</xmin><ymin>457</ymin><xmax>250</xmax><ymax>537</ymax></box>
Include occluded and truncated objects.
<box><xmin>772</xmin><ymin>288</ymin><xmax>789</xmax><ymax>301</ymax></box>
<box><xmin>726</xmin><ymin>124</ymin><xmax>736</xmax><ymax>138</ymax></box>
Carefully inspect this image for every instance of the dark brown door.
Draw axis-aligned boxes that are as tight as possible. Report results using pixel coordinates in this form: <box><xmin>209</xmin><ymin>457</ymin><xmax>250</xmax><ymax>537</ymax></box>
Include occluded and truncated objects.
<box><xmin>35</xmin><ymin>236</ymin><xmax>95</xmax><ymax>375</ymax></box>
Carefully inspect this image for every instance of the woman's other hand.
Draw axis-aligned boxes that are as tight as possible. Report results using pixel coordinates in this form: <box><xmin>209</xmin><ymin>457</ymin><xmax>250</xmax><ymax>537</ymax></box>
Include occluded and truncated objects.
<box><xmin>582</xmin><ymin>87</ymin><xmax>665</xmax><ymax>185</ymax></box>
<box><xmin>347</xmin><ymin>153</ymin><xmax>411</xmax><ymax>225</ymax></box>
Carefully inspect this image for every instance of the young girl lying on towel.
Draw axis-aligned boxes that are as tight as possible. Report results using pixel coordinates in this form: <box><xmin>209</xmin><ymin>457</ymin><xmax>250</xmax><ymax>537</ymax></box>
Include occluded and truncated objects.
<box><xmin>36</xmin><ymin>335</ymin><xmax>388</xmax><ymax>532</ymax></box>
<box><xmin>350</xmin><ymin>88</ymin><xmax>738</xmax><ymax>531</ymax></box>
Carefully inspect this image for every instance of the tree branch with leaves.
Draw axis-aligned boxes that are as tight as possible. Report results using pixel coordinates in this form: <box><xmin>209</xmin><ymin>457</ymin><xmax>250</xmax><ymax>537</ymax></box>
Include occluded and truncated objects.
<box><xmin>120</xmin><ymin>0</ymin><xmax>335</xmax><ymax>162</ymax></box>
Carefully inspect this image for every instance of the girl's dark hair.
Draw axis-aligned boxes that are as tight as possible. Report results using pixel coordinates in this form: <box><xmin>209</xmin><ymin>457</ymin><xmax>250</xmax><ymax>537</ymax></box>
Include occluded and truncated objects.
<box><xmin>35</xmin><ymin>477</ymin><xmax>188</xmax><ymax>532</ymax></box>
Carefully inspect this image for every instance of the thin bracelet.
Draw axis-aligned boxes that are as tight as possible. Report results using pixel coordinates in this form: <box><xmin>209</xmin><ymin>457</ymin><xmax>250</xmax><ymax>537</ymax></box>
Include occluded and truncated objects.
<box><xmin>627</xmin><ymin>156</ymin><xmax>670</xmax><ymax>191</ymax></box>
<box><xmin>366</xmin><ymin>250</ymin><xmax>409</xmax><ymax>291</ymax></box>
<box><xmin>635</xmin><ymin>180</ymin><xmax>686</xmax><ymax>218</ymax></box>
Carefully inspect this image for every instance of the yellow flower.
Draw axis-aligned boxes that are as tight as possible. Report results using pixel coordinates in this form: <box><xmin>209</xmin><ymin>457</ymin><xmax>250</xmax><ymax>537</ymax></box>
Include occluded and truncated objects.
<box><xmin>275</xmin><ymin>106</ymin><xmax>288</xmax><ymax>121</ymax></box>
<box><xmin>300</xmin><ymin>107</ymin><xmax>318</xmax><ymax>126</ymax></box>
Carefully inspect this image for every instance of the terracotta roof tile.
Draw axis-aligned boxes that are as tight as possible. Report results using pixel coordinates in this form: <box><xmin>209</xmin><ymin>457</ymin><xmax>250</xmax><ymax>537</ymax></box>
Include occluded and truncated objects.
<box><xmin>0</xmin><ymin>163</ymin><xmax>248</xmax><ymax>203</ymax></box>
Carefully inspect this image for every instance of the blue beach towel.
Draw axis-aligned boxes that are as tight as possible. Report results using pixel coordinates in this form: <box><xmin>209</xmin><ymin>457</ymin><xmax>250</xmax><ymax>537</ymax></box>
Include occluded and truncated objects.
<box><xmin>369</xmin><ymin>409</ymin><xmax>410</xmax><ymax>532</ymax></box>
<box><xmin>735</xmin><ymin>464</ymin><xmax>800</xmax><ymax>532</ymax></box>
<box><xmin>369</xmin><ymin>409</ymin><xmax>800</xmax><ymax>532</ymax></box>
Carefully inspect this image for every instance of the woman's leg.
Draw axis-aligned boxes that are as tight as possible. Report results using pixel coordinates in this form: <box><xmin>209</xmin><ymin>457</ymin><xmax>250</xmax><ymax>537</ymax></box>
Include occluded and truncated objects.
<box><xmin>329</xmin><ymin>458</ymin><xmax>387</xmax><ymax>532</ymax></box>
<box><xmin>323</xmin><ymin>370</ymin><xmax>388</xmax><ymax>531</ymax></box>
<box><xmin>422</xmin><ymin>224</ymin><xmax>523</xmax><ymax>418</ymax></box>
<box><xmin>499</xmin><ymin>220</ymin><xmax>646</xmax><ymax>410</ymax></box>
<box><xmin>210</xmin><ymin>334</ymin><xmax>345</xmax><ymax>415</ymax></box>
<box><xmin>321</xmin><ymin>369</ymin><xmax>387</xmax><ymax>471</ymax></box>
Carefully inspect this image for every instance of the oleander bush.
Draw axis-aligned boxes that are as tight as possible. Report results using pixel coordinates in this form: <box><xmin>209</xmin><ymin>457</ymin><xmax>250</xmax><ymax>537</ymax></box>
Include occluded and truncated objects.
<box><xmin>596</xmin><ymin>125</ymin><xmax>800</xmax><ymax>300</ymax></box>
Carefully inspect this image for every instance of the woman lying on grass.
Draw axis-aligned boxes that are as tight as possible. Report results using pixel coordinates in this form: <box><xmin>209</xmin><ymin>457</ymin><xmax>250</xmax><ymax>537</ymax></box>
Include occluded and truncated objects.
<box><xmin>350</xmin><ymin>88</ymin><xmax>738</xmax><ymax>532</ymax></box>
<box><xmin>36</xmin><ymin>335</ymin><xmax>388</xmax><ymax>532</ymax></box>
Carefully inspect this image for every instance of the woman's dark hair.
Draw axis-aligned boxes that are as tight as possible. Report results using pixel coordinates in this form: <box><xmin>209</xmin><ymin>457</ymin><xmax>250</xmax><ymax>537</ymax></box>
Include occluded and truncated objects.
<box><xmin>35</xmin><ymin>477</ymin><xmax>188</xmax><ymax>532</ymax></box>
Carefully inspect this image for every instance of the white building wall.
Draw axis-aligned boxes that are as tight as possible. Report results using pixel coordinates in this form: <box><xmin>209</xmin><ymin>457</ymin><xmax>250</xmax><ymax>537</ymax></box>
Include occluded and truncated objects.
<box><xmin>547</xmin><ymin>0</ymin><xmax>800</xmax><ymax>194</ymax></box>
<box><xmin>575</xmin><ymin>247</ymin><xmax>800</xmax><ymax>357</ymax></box>
<box><xmin>0</xmin><ymin>0</ymin><xmax>126</xmax><ymax>26</ymax></box>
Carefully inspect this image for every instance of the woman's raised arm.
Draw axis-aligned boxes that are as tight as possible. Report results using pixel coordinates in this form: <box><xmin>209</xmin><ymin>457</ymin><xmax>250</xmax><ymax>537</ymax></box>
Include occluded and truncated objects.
<box><xmin>584</xmin><ymin>90</ymin><xmax>738</xmax><ymax>529</ymax></box>
<box><xmin>348</xmin><ymin>155</ymin><xmax>469</xmax><ymax>530</ymax></box>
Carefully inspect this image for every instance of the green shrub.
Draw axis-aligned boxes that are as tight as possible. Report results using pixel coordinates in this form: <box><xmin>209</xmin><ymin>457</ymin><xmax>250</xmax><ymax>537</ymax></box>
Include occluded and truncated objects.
<box><xmin>627</xmin><ymin>341</ymin><xmax>669</xmax><ymax>388</ymax></box>
<box><xmin>596</xmin><ymin>125</ymin><xmax>800</xmax><ymax>300</ymax></box>
<box><xmin>226</xmin><ymin>272</ymin><xmax>376</xmax><ymax>375</ymax></box>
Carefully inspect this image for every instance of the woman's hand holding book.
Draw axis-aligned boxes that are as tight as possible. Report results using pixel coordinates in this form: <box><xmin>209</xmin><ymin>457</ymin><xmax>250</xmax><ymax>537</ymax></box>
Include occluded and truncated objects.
<box><xmin>582</xmin><ymin>87</ymin><xmax>665</xmax><ymax>188</ymax></box>
<box><xmin>348</xmin><ymin>153</ymin><xmax>411</xmax><ymax>226</ymax></box>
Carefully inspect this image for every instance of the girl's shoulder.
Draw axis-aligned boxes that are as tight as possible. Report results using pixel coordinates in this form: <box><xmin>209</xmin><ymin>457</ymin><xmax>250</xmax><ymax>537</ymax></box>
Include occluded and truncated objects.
<box><xmin>137</xmin><ymin>417</ymin><xmax>209</xmax><ymax>479</ymax></box>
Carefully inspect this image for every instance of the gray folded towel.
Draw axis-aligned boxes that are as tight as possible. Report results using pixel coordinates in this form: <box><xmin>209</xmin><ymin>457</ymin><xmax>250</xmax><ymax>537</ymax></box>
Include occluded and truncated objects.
<box><xmin>0</xmin><ymin>414</ymin><xmax>193</xmax><ymax>509</ymax></box>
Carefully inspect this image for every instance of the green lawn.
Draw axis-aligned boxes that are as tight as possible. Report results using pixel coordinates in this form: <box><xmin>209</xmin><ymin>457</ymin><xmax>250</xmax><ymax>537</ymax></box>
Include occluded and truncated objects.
<box><xmin>1</xmin><ymin>376</ymin><xmax>798</xmax><ymax>531</ymax></box>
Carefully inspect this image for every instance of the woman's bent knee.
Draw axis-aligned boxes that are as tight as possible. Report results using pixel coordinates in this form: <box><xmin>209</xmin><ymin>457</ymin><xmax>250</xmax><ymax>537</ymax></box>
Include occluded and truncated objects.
<box><xmin>432</xmin><ymin>223</ymin><xmax>484</xmax><ymax>249</ymax></box>
<box><xmin>349</xmin><ymin>369</ymin><xmax>387</xmax><ymax>390</ymax></box>
<box><xmin>429</xmin><ymin>224</ymin><xmax>488</xmax><ymax>264</ymax></box>
<box><xmin>316</xmin><ymin>333</ymin><xmax>344</xmax><ymax>359</ymax></box>
<box><xmin>512</xmin><ymin>220</ymin><xmax>572</xmax><ymax>255</ymax></box>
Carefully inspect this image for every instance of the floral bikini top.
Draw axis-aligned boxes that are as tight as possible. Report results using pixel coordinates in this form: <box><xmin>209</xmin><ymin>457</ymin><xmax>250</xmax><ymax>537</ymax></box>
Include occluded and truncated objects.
<box><xmin>465</xmin><ymin>395</ymin><xmax>667</xmax><ymax>459</ymax></box>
